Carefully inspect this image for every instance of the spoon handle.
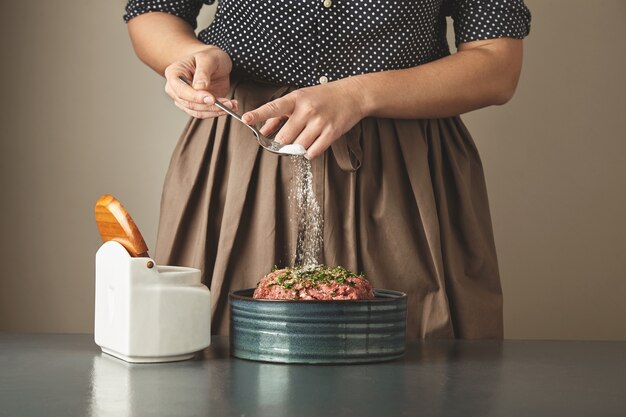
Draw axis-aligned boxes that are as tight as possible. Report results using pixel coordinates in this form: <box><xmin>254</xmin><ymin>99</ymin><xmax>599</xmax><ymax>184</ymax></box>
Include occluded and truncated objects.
<box><xmin>212</xmin><ymin>100</ymin><xmax>244</xmax><ymax>123</ymax></box>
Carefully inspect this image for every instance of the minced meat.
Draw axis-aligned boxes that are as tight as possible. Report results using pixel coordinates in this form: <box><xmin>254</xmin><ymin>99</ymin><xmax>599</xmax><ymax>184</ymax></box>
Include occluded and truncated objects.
<box><xmin>253</xmin><ymin>265</ymin><xmax>375</xmax><ymax>300</ymax></box>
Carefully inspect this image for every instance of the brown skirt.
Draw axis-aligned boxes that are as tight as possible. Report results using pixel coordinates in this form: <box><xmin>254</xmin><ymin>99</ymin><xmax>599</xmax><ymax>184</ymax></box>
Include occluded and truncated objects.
<box><xmin>154</xmin><ymin>77</ymin><xmax>503</xmax><ymax>340</ymax></box>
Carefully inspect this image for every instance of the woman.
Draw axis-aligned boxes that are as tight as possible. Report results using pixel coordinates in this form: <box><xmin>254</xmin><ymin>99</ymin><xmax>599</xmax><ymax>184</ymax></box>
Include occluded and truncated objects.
<box><xmin>124</xmin><ymin>0</ymin><xmax>531</xmax><ymax>339</ymax></box>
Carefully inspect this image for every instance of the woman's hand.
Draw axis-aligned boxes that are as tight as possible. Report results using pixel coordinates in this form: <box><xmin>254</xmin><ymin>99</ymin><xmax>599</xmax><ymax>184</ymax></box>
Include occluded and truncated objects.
<box><xmin>163</xmin><ymin>46</ymin><xmax>239</xmax><ymax>118</ymax></box>
<box><xmin>242</xmin><ymin>78</ymin><xmax>367</xmax><ymax>159</ymax></box>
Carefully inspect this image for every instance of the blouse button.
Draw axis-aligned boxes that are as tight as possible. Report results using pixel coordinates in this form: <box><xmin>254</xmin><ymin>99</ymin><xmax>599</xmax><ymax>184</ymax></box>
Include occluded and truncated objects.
<box><xmin>319</xmin><ymin>76</ymin><xmax>329</xmax><ymax>84</ymax></box>
<box><xmin>323</xmin><ymin>0</ymin><xmax>332</xmax><ymax>8</ymax></box>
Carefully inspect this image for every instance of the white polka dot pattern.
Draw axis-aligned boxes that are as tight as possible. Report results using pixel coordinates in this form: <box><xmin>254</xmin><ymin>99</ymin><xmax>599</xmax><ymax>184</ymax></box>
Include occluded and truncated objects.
<box><xmin>124</xmin><ymin>0</ymin><xmax>531</xmax><ymax>87</ymax></box>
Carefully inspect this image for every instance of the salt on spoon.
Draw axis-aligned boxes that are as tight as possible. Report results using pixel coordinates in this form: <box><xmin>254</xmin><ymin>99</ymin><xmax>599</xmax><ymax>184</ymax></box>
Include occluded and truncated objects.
<box><xmin>278</xmin><ymin>143</ymin><xmax>307</xmax><ymax>156</ymax></box>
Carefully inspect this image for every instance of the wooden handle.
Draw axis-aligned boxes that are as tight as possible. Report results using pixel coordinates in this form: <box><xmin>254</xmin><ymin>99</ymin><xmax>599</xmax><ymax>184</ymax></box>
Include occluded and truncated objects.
<box><xmin>95</xmin><ymin>194</ymin><xmax>149</xmax><ymax>257</ymax></box>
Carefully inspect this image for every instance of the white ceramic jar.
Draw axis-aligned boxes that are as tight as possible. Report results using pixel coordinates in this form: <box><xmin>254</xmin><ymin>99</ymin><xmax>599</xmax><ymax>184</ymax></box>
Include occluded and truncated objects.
<box><xmin>94</xmin><ymin>241</ymin><xmax>211</xmax><ymax>363</ymax></box>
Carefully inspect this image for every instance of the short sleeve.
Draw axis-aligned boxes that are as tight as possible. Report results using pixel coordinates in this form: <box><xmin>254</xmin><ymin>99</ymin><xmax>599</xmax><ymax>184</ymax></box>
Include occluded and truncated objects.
<box><xmin>445</xmin><ymin>0</ymin><xmax>531</xmax><ymax>46</ymax></box>
<box><xmin>123</xmin><ymin>0</ymin><xmax>214</xmax><ymax>30</ymax></box>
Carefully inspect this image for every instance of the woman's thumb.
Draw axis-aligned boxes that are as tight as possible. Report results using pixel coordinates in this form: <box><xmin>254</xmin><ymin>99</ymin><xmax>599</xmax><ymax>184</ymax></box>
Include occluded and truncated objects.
<box><xmin>192</xmin><ymin>54</ymin><xmax>212</xmax><ymax>90</ymax></box>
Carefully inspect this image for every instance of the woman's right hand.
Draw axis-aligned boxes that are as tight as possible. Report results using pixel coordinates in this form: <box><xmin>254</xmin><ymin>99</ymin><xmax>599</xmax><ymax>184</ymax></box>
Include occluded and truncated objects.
<box><xmin>163</xmin><ymin>46</ymin><xmax>238</xmax><ymax>119</ymax></box>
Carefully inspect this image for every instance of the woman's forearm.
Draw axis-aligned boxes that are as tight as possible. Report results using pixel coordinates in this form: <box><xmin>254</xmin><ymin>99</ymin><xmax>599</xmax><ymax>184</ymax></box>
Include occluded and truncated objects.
<box><xmin>347</xmin><ymin>38</ymin><xmax>524</xmax><ymax>119</ymax></box>
<box><xmin>127</xmin><ymin>12</ymin><xmax>212</xmax><ymax>75</ymax></box>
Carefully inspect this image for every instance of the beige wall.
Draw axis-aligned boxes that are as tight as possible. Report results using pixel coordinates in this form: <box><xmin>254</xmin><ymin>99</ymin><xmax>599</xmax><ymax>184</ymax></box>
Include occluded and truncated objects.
<box><xmin>0</xmin><ymin>0</ymin><xmax>624</xmax><ymax>340</ymax></box>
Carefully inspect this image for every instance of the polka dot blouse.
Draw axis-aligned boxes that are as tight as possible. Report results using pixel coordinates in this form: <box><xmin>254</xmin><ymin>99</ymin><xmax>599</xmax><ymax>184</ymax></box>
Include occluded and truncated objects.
<box><xmin>124</xmin><ymin>0</ymin><xmax>531</xmax><ymax>88</ymax></box>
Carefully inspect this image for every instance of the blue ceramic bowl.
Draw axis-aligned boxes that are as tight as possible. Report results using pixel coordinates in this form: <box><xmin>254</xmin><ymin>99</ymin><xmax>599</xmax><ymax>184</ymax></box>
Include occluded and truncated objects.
<box><xmin>229</xmin><ymin>288</ymin><xmax>407</xmax><ymax>364</ymax></box>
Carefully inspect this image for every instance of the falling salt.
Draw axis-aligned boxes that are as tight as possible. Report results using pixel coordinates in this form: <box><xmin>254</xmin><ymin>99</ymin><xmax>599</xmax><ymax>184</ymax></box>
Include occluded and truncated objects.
<box><xmin>289</xmin><ymin>155</ymin><xmax>323</xmax><ymax>267</ymax></box>
<box><xmin>278</xmin><ymin>143</ymin><xmax>307</xmax><ymax>156</ymax></box>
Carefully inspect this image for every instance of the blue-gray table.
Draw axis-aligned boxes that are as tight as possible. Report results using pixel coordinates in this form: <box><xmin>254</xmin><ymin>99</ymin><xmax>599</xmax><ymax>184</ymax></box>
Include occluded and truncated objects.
<box><xmin>1</xmin><ymin>333</ymin><xmax>625</xmax><ymax>417</ymax></box>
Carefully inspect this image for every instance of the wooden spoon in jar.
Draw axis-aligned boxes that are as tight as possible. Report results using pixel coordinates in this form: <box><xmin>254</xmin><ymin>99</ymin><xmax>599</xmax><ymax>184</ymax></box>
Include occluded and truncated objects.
<box><xmin>95</xmin><ymin>194</ymin><xmax>149</xmax><ymax>257</ymax></box>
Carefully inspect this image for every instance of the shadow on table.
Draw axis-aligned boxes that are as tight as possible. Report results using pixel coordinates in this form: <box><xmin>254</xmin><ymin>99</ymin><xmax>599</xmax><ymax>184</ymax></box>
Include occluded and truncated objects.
<box><xmin>88</xmin><ymin>341</ymin><xmax>504</xmax><ymax>417</ymax></box>
<box><xmin>223</xmin><ymin>341</ymin><xmax>505</xmax><ymax>417</ymax></box>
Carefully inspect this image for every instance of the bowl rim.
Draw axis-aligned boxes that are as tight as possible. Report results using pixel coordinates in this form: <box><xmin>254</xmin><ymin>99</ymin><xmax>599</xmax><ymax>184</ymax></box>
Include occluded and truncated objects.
<box><xmin>229</xmin><ymin>288</ymin><xmax>407</xmax><ymax>303</ymax></box>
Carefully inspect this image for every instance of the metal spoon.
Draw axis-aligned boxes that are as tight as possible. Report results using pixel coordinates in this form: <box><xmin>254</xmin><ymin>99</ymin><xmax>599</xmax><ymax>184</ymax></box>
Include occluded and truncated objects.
<box><xmin>178</xmin><ymin>76</ymin><xmax>306</xmax><ymax>156</ymax></box>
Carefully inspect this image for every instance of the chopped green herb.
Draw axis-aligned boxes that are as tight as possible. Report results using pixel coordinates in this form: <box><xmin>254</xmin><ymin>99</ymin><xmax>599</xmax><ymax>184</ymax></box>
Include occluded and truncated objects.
<box><xmin>268</xmin><ymin>265</ymin><xmax>367</xmax><ymax>289</ymax></box>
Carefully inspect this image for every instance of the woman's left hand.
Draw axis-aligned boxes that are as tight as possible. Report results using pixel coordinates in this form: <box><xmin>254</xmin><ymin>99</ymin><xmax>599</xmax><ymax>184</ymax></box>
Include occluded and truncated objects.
<box><xmin>242</xmin><ymin>78</ymin><xmax>367</xmax><ymax>160</ymax></box>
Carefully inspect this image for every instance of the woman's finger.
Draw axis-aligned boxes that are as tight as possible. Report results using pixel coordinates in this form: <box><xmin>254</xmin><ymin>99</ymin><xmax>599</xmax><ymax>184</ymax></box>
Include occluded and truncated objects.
<box><xmin>242</xmin><ymin>95</ymin><xmax>295</xmax><ymax>125</ymax></box>
<box><xmin>302</xmin><ymin>128</ymin><xmax>334</xmax><ymax>160</ymax></box>
<box><xmin>259</xmin><ymin>116</ymin><xmax>287</xmax><ymax>137</ymax></box>
<box><xmin>272</xmin><ymin>113</ymin><xmax>307</xmax><ymax>144</ymax></box>
<box><xmin>174</xmin><ymin>101</ymin><xmax>227</xmax><ymax>119</ymax></box>
<box><xmin>176</xmin><ymin>98</ymin><xmax>237</xmax><ymax>112</ymax></box>
<box><xmin>292</xmin><ymin>123</ymin><xmax>322</xmax><ymax>150</ymax></box>
<box><xmin>165</xmin><ymin>69</ymin><xmax>216</xmax><ymax>104</ymax></box>
<box><xmin>221</xmin><ymin>99</ymin><xmax>239</xmax><ymax>113</ymax></box>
